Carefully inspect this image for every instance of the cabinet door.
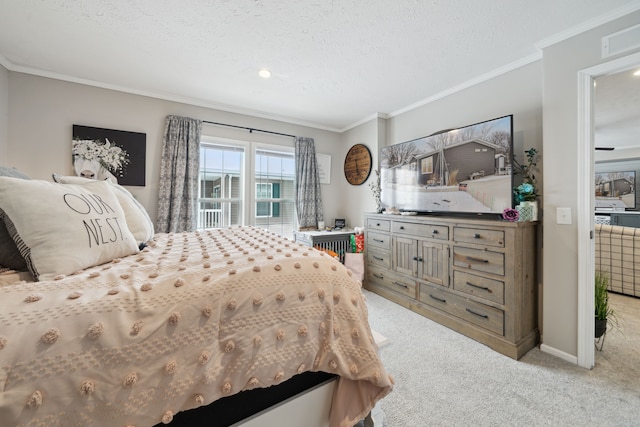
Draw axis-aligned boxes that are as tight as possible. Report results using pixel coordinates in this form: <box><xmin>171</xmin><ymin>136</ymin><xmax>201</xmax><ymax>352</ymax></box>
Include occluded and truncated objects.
<box><xmin>418</xmin><ymin>241</ymin><xmax>449</xmax><ymax>286</ymax></box>
<box><xmin>392</xmin><ymin>236</ymin><xmax>417</xmax><ymax>276</ymax></box>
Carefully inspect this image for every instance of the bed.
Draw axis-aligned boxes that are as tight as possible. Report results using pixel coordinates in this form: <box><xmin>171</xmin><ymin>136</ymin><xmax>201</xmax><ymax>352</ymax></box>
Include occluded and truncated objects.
<box><xmin>0</xmin><ymin>172</ymin><xmax>393</xmax><ymax>427</ymax></box>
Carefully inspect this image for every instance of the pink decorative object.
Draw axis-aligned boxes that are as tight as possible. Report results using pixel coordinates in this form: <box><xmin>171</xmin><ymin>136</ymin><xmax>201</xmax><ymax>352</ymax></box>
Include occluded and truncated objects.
<box><xmin>502</xmin><ymin>208</ymin><xmax>520</xmax><ymax>222</ymax></box>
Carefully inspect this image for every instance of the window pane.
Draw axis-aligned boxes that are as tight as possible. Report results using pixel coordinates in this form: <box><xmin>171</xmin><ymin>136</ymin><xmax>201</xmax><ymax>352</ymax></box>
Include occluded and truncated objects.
<box><xmin>254</xmin><ymin>149</ymin><xmax>295</xmax><ymax>239</ymax></box>
<box><xmin>198</xmin><ymin>143</ymin><xmax>244</xmax><ymax>230</ymax></box>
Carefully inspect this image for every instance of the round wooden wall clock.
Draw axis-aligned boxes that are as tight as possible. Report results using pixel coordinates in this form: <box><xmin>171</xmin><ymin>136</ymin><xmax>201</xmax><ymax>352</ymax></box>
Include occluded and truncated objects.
<box><xmin>344</xmin><ymin>143</ymin><xmax>372</xmax><ymax>185</ymax></box>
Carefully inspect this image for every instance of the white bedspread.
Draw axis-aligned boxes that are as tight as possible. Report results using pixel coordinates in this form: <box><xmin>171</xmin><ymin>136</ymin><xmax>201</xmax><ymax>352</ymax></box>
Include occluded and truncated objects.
<box><xmin>0</xmin><ymin>227</ymin><xmax>392</xmax><ymax>427</ymax></box>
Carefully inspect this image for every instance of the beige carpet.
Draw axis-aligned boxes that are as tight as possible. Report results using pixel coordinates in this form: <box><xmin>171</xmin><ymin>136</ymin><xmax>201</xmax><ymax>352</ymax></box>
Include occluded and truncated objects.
<box><xmin>364</xmin><ymin>289</ymin><xmax>640</xmax><ymax>426</ymax></box>
<box><xmin>594</xmin><ymin>292</ymin><xmax>640</xmax><ymax>377</ymax></box>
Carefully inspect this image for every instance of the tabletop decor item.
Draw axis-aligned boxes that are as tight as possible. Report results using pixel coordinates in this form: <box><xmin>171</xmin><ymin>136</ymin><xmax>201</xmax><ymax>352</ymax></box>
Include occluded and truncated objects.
<box><xmin>502</xmin><ymin>207</ymin><xmax>520</xmax><ymax>222</ymax></box>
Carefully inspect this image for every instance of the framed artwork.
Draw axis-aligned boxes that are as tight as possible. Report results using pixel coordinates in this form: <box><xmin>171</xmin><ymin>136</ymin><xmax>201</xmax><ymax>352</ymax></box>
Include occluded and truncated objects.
<box><xmin>72</xmin><ymin>125</ymin><xmax>146</xmax><ymax>186</ymax></box>
<box><xmin>316</xmin><ymin>153</ymin><xmax>331</xmax><ymax>184</ymax></box>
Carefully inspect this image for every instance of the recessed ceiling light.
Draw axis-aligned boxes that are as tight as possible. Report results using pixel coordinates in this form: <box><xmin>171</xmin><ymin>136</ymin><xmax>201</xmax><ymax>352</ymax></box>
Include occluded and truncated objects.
<box><xmin>259</xmin><ymin>69</ymin><xmax>271</xmax><ymax>78</ymax></box>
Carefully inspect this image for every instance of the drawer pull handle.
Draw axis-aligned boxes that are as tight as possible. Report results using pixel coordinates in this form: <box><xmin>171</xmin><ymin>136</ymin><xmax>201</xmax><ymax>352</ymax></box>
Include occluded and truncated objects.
<box><xmin>429</xmin><ymin>294</ymin><xmax>446</xmax><ymax>303</ymax></box>
<box><xmin>400</xmin><ymin>226</ymin><xmax>405</xmax><ymax>230</ymax></box>
<box><xmin>466</xmin><ymin>308</ymin><xmax>489</xmax><ymax>319</ymax></box>
<box><xmin>412</xmin><ymin>256</ymin><xmax>423</xmax><ymax>262</ymax></box>
<box><xmin>466</xmin><ymin>256</ymin><xmax>489</xmax><ymax>263</ymax></box>
<box><xmin>474</xmin><ymin>233</ymin><xmax>481</xmax><ymax>239</ymax></box>
<box><xmin>373</xmin><ymin>256</ymin><xmax>384</xmax><ymax>261</ymax></box>
<box><xmin>376</xmin><ymin>223</ymin><xmax>380</xmax><ymax>226</ymax></box>
<box><xmin>466</xmin><ymin>281</ymin><xmax>492</xmax><ymax>293</ymax></box>
<box><xmin>373</xmin><ymin>238</ymin><xmax>384</xmax><ymax>243</ymax></box>
<box><xmin>373</xmin><ymin>273</ymin><xmax>384</xmax><ymax>279</ymax></box>
<box><xmin>393</xmin><ymin>281</ymin><xmax>409</xmax><ymax>289</ymax></box>
<box><xmin>432</xmin><ymin>230</ymin><xmax>439</xmax><ymax>234</ymax></box>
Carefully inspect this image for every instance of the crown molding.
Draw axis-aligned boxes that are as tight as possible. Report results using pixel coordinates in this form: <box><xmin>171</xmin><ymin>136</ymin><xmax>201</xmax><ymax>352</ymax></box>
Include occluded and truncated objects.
<box><xmin>535</xmin><ymin>0</ymin><xmax>640</xmax><ymax>50</ymax></box>
<box><xmin>387</xmin><ymin>53</ymin><xmax>541</xmax><ymax>119</ymax></box>
<box><xmin>339</xmin><ymin>112</ymin><xmax>389</xmax><ymax>133</ymax></box>
<box><xmin>2</xmin><ymin>59</ymin><xmax>343</xmax><ymax>134</ymax></box>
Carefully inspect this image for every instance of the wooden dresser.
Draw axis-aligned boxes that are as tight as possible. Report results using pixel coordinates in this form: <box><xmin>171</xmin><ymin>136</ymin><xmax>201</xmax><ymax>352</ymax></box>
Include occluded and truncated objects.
<box><xmin>364</xmin><ymin>213</ymin><xmax>538</xmax><ymax>359</ymax></box>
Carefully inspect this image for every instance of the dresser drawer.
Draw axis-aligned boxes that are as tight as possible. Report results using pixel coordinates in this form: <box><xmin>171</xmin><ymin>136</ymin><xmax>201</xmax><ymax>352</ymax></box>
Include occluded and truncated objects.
<box><xmin>453</xmin><ymin>270</ymin><xmax>504</xmax><ymax>305</ymax></box>
<box><xmin>452</xmin><ymin>246</ymin><xmax>505</xmax><ymax>276</ymax></box>
<box><xmin>366</xmin><ymin>218</ymin><xmax>390</xmax><ymax>232</ymax></box>
<box><xmin>367</xmin><ymin>231</ymin><xmax>391</xmax><ymax>251</ymax></box>
<box><xmin>367</xmin><ymin>249</ymin><xmax>391</xmax><ymax>269</ymax></box>
<box><xmin>392</xmin><ymin>221</ymin><xmax>449</xmax><ymax>240</ymax></box>
<box><xmin>367</xmin><ymin>266</ymin><xmax>416</xmax><ymax>299</ymax></box>
<box><xmin>419</xmin><ymin>282</ymin><xmax>504</xmax><ymax>336</ymax></box>
<box><xmin>453</xmin><ymin>227</ymin><xmax>505</xmax><ymax>248</ymax></box>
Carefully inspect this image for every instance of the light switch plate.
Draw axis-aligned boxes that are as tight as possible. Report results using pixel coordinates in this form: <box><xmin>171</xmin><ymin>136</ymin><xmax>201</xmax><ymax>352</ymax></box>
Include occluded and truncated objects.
<box><xmin>557</xmin><ymin>207</ymin><xmax>572</xmax><ymax>225</ymax></box>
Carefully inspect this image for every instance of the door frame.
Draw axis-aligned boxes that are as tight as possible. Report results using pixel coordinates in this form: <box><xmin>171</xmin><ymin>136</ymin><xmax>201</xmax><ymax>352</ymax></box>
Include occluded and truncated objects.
<box><xmin>576</xmin><ymin>51</ymin><xmax>640</xmax><ymax>369</ymax></box>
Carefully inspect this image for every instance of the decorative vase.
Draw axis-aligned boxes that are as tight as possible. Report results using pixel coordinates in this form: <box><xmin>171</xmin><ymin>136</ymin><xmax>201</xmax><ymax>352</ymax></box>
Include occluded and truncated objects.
<box><xmin>516</xmin><ymin>200</ymin><xmax>538</xmax><ymax>222</ymax></box>
<box><xmin>595</xmin><ymin>317</ymin><xmax>607</xmax><ymax>338</ymax></box>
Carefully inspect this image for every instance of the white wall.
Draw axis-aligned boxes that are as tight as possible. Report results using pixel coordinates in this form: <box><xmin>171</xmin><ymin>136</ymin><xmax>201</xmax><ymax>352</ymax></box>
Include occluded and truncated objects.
<box><xmin>0</xmin><ymin>64</ymin><xmax>8</xmax><ymax>165</ymax></box>
<box><xmin>386</xmin><ymin>60</ymin><xmax>545</xmax><ymax>330</ymax></box>
<box><xmin>541</xmin><ymin>10</ymin><xmax>640</xmax><ymax>357</ymax></box>
<box><xmin>337</xmin><ymin>116</ymin><xmax>386</xmax><ymax>229</ymax></box>
<box><xmin>6</xmin><ymin>73</ymin><xmax>343</xmax><ymax>225</ymax></box>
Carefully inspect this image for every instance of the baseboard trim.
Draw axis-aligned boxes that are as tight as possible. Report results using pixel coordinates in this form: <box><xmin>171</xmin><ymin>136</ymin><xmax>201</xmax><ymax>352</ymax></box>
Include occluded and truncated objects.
<box><xmin>540</xmin><ymin>344</ymin><xmax>578</xmax><ymax>365</ymax></box>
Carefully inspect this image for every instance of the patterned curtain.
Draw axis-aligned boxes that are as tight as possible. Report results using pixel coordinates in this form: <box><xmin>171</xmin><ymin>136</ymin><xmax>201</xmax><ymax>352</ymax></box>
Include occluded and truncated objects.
<box><xmin>156</xmin><ymin>115</ymin><xmax>202</xmax><ymax>233</ymax></box>
<box><xmin>294</xmin><ymin>137</ymin><xmax>324</xmax><ymax>228</ymax></box>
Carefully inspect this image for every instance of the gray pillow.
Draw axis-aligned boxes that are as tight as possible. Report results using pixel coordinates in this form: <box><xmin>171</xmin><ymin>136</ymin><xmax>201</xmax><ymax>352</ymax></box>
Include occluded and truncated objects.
<box><xmin>0</xmin><ymin>166</ymin><xmax>31</xmax><ymax>180</ymax></box>
<box><xmin>0</xmin><ymin>166</ymin><xmax>30</xmax><ymax>270</ymax></box>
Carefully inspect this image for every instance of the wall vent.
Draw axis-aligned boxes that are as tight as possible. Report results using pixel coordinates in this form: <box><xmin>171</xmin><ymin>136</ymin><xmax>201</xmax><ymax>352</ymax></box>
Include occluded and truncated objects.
<box><xmin>602</xmin><ymin>24</ymin><xmax>640</xmax><ymax>58</ymax></box>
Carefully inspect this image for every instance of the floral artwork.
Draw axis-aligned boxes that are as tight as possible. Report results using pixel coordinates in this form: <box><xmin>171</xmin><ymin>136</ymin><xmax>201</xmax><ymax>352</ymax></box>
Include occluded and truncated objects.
<box><xmin>72</xmin><ymin>125</ymin><xmax>146</xmax><ymax>186</ymax></box>
<box><xmin>72</xmin><ymin>139</ymin><xmax>129</xmax><ymax>180</ymax></box>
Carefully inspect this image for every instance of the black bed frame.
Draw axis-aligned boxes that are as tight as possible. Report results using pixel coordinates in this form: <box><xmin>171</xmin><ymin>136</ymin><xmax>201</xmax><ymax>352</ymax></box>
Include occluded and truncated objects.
<box><xmin>158</xmin><ymin>371</ymin><xmax>336</xmax><ymax>427</ymax></box>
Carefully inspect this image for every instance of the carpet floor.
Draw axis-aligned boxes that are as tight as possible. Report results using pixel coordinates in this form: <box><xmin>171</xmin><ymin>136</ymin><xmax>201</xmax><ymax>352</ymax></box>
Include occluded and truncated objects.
<box><xmin>364</xmin><ymin>289</ymin><xmax>640</xmax><ymax>427</ymax></box>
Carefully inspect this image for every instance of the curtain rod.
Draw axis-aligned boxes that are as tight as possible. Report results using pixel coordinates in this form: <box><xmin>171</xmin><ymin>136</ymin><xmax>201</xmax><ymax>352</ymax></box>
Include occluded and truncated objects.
<box><xmin>203</xmin><ymin>120</ymin><xmax>296</xmax><ymax>139</ymax></box>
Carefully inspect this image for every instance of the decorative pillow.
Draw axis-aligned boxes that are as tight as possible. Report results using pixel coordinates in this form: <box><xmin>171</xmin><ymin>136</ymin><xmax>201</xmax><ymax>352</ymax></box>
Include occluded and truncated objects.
<box><xmin>0</xmin><ymin>166</ymin><xmax>30</xmax><ymax>270</ymax></box>
<box><xmin>0</xmin><ymin>166</ymin><xmax>31</xmax><ymax>180</ymax></box>
<box><xmin>0</xmin><ymin>213</ymin><xmax>27</xmax><ymax>270</ymax></box>
<box><xmin>52</xmin><ymin>174</ymin><xmax>155</xmax><ymax>246</ymax></box>
<box><xmin>0</xmin><ymin>177</ymin><xmax>139</xmax><ymax>281</ymax></box>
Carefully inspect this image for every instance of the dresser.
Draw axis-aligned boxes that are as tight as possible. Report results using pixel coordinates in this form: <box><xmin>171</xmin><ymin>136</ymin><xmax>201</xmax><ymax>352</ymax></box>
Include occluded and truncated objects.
<box><xmin>364</xmin><ymin>213</ymin><xmax>538</xmax><ymax>359</ymax></box>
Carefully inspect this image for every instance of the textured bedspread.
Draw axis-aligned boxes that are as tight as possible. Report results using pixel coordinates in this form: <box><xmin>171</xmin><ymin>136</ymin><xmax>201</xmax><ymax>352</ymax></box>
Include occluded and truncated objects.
<box><xmin>0</xmin><ymin>227</ymin><xmax>392</xmax><ymax>427</ymax></box>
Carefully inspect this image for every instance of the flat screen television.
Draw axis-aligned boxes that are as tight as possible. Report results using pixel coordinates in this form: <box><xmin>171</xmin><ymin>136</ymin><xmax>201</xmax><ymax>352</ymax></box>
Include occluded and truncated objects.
<box><xmin>380</xmin><ymin>115</ymin><xmax>514</xmax><ymax>215</ymax></box>
<box><xmin>595</xmin><ymin>171</ymin><xmax>636</xmax><ymax>210</ymax></box>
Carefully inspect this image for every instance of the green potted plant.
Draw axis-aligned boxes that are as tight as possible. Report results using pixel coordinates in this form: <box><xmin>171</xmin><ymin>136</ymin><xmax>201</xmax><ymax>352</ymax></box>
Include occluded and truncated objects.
<box><xmin>594</xmin><ymin>270</ymin><xmax>618</xmax><ymax>349</ymax></box>
<box><xmin>594</xmin><ymin>271</ymin><xmax>610</xmax><ymax>337</ymax></box>
<box><xmin>512</xmin><ymin>147</ymin><xmax>539</xmax><ymax>221</ymax></box>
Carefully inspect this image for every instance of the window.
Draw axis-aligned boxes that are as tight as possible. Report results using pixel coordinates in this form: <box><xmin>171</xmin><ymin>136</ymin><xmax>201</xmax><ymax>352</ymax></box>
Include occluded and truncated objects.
<box><xmin>198</xmin><ymin>138</ymin><xmax>295</xmax><ymax>239</ymax></box>
<box><xmin>254</xmin><ymin>148</ymin><xmax>295</xmax><ymax>238</ymax></box>
<box><xmin>198</xmin><ymin>142</ymin><xmax>244</xmax><ymax>229</ymax></box>
<box><xmin>256</xmin><ymin>183</ymin><xmax>274</xmax><ymax>217</ymax></box>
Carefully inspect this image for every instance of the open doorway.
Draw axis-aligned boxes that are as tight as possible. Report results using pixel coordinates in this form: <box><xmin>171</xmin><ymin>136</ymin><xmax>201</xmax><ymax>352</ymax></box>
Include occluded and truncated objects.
<box><xmin>577</xmin><ymin>51</ymin><xmax>640</xmax><ymax>369</ymax></box>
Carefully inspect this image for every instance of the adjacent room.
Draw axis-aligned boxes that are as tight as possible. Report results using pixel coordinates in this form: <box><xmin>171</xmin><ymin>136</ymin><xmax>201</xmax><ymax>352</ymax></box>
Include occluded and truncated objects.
<box><xmin>1</xmin><ymin>1</ymin><xmax>640</xmax><ymax>426</ymax></box>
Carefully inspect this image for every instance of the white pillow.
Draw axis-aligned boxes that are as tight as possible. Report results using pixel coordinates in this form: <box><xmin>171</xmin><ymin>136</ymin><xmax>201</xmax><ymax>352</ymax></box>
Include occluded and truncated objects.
<box><xmin>52</xmin><ymin>174</ymin><xmax>154</xmax><ymax>246</ymax></box>
<box><xmin>0</xmin><ymin>177</ymin><xmax>139</xmax><ymax>281</ymax></box>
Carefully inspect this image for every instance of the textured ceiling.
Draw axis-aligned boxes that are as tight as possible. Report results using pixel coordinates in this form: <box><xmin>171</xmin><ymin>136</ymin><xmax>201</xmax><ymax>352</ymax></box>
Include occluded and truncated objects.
<box><xmin>595</xmin><ymin>68</ymin><xmax>640</xmax><ymax>151</ymax></box>
<box><xmin>0</xmin><ymin>0</ymin><xmax>639</xmax><ymax>132</ymax></box>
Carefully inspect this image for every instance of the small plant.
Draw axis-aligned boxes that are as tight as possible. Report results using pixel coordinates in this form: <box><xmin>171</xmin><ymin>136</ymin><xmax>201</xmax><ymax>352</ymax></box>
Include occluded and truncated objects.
<box><xmin>594</xmin><ymin>270</ymin><xmax>621</xmax><ymax>349</ymax></box>
<box><xmin>594</xmin><ymin>271</ymin><xmax>612</xmax><ymax>322</ymax></box>
<box><xmin>369</xmin><ymin>169</ymin><xmax>382</xmax><ymax>213</ymax></box>
<box><xmin>512</xmin><ymin>148</ymin><xmax>539</xmax><ymax>204</ymax></box>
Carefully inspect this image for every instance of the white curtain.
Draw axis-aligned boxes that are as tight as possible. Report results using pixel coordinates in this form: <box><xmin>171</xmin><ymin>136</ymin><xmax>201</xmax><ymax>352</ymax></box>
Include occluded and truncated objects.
<box><xmin>156</xmin><ymin>115</ymin><xmax>202</xmax><ymax>233</ymax></box>
<box><xmin>294</xmin><ymin>137</ymin><xmax>324</xmax><ymax>228</ymax></box>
